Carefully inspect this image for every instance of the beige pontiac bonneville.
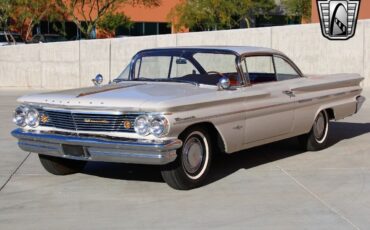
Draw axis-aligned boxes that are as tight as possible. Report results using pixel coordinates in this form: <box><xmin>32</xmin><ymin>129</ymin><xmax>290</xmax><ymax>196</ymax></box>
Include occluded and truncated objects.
<box><xmin>12</xmin><ymin>46</ymin><xmax>365</xmax><ymax>190</ymax></box>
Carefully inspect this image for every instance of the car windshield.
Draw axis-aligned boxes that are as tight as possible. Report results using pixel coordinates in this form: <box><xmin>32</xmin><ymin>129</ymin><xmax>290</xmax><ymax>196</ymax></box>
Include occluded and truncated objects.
<box><xmin>116</xmin><ymin>49</ymin><xmax>241</xmax><ymax>86</ymax></box>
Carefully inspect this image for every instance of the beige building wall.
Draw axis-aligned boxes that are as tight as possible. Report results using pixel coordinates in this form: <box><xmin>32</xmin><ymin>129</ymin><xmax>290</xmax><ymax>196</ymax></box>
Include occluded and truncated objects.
<box><xmin>0</xmin><ymin>20</ymin><xmax>369</xmax><ymax>89</ymax></box>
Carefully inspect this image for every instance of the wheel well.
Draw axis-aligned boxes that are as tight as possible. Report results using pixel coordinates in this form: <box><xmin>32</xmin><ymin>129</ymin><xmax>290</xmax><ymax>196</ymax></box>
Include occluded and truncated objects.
<box><xmin>325</xmin><ymin>108</ymin><xmax>335</xmax><ymax>120</ymax></box>
<box><xmin>179</xmin><ymin>122</ymin><xmax>226</xmax><ymax>153</ymax></box>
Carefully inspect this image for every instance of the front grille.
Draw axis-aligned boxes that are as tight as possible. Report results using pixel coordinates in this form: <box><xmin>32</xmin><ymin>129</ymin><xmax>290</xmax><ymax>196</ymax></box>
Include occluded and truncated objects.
<box><xmin>38</xmin><ymin>109</ymin><xmax>140</xmax><ymax>133</ymax></box>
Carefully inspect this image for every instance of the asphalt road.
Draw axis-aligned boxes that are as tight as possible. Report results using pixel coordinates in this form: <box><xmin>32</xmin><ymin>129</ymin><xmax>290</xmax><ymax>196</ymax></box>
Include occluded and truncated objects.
<box><xmin>0</xmin><ymin>89</ymin><xmax>369</xmax><ymax>230</ymax></box>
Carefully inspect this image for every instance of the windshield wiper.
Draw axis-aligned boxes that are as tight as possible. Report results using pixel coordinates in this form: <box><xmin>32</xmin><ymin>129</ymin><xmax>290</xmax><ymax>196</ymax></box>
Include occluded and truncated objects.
<box><xmin>115</xmin><ymin>78</ymin><xmax>198</xmax><ymax>86</ymax></box>
<box><xmin>165</xmin><ymin>79</ymin><xmax>199</xmax><ymax>86</ymax></box>
<box><xmin>112</xmin><ymin>78</ymin><xmax>129</xmax><ymax>83</ymax></box>
<box><xmin>132</xmin><ymin>78</ymin><xmax>160</xmax><ymax>81</ymax></box>
<box><xmin>113</xmin><ymin>78</ymin><xmax>158</xmax><ymax>83</ymax></box>
<box><xmin>138</xmin><ymin>78</ymin><xmax>199</xmax><ymax>86</ymax></box>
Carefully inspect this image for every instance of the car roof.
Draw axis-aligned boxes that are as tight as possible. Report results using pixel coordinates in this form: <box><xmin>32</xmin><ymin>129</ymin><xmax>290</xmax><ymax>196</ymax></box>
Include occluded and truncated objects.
<box><xmin>141</xmin><ymin>46</ymin><xmax>284</xmax><ymax>56</ymax></box>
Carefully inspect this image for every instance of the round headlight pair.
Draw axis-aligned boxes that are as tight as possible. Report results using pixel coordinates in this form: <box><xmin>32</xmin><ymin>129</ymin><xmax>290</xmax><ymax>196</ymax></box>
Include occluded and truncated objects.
<box><xmin>13</xmin><ymin>106</ymin><xmax>39</xmax><ymax>128</ymax></box>
<box><xmin>134</xmin><ymin>115</ymin><xmax>169</xmax><ymax>137</ymax></box>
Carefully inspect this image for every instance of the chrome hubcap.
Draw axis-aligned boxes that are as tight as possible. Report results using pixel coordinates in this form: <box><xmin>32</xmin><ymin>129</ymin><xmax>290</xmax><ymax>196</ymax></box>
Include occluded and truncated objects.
<box><xmin>183</xmin><ymin>137</ymin><xmax>204</xmax><ymax>174</ymax></box>
<box><xmin>313</xmin><ymin>112</ymin><xmax>326</xmax><ymax>141</ymax></box>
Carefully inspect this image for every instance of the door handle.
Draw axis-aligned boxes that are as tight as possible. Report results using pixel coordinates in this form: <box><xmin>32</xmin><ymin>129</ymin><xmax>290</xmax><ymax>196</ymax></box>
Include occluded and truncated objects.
<box><xmin>283</xmin><ymin>90</ymin><xmax>295</xmax><ymax>97</ymax></box>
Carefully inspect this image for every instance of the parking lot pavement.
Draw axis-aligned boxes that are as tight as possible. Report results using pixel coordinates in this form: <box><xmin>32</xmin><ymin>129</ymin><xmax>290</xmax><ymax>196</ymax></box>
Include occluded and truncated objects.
<box><xmin>0</xmin><ymin>89</ymin><xmax>369</xmax><ymax>230</ymax></box>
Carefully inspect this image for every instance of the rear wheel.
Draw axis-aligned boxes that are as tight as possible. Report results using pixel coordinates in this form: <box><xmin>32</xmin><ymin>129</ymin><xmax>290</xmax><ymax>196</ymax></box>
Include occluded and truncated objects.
<box><xmin>299</xmin><ymin>110</ymin><xmax>329</xmax><ymax>151</ymax></box>
<box><xmin>39</xmin><ymin>154</ymin><xmax>86</xmax><ymax>175</ymax></box>
<box><xmin>161</xmin><ymin>127</ymin><xmax>213</xmax><ymax>190</ymax></box>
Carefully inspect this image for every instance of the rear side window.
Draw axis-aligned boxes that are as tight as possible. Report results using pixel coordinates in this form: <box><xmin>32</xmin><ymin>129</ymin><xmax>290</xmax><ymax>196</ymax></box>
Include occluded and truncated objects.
<box><xmin>274</xmin><ymin>57</ymin><xmax>300</xmax><ymax>81</ymax></box>
<box><xmin>244</xmin><ymin>56</ymin><xmax>276</xmax><ymax>84</ymax></box>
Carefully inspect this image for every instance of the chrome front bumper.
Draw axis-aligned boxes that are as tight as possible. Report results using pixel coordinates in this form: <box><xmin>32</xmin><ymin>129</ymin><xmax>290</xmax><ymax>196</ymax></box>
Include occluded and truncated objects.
<box><xmin>11</xmin><ymin>129</ymin><xmax>182</xmax><ymax>165</ymax></box>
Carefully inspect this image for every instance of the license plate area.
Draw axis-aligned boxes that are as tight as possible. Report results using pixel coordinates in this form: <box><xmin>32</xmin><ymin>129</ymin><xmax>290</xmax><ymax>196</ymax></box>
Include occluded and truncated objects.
<box><xmin>62</xmin><ymin>144</ymin><xmax>86</xmax><ymax>157</ymax></box>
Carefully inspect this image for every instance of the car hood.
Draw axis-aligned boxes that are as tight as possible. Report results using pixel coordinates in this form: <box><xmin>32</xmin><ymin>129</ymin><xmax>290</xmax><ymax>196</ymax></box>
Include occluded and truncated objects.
<box><xmin>18</xmin><ymin>82</ymin><xmax>226</xmax><ymax>112</ymax></box>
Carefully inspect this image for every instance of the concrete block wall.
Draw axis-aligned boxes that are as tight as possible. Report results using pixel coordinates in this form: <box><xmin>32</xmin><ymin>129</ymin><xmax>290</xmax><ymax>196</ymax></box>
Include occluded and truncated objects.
<box><xmin>271</xmin><ymin>22</ymin><xmax>366</xmax><ymax>84</ymax></box>
<box><xmin>0</xmin><ymin>20</ymin><xmax>369</xmax><ymax>89</ymax></box>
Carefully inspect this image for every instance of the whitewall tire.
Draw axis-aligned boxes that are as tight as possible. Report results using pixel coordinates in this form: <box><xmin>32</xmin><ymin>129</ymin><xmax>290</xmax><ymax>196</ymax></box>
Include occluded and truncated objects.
<box><xmin>299</xmin><ymin>110</ymin><xmax>330</xmax><ymax>151</ymax></box>
<box><xmin>161</xmin><ymin>127</ymin><xmax>213</xmax><ymax>190</ymax></box>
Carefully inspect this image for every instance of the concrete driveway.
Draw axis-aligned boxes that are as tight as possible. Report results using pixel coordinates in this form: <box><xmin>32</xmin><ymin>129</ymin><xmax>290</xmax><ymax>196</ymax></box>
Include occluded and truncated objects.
<box><xmin>0</xmin><ymin>89</ymin><xmax>369</xmax><ymax>230</ymax></box>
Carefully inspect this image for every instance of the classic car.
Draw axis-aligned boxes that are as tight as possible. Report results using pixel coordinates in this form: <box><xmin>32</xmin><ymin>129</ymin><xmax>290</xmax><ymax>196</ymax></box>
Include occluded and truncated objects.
<box><xmin>11</xmin><ymin>46</ymin><xmax>365</xmax><ymax>190</ymax></box>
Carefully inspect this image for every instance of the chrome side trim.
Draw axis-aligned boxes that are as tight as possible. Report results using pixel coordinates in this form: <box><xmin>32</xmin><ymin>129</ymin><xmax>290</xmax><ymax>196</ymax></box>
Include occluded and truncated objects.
<box><xmin>12</xmin><ymin>129</ymin><xmax>182</xmax><ymax>165</ymax></box>
<box><xmin>174</xmin><ymin>116</ymin><xmax>196</xmax><ymax>122</ymax></box>
<box><xmin>167</xmin><ymin>92</ymin><xmax>270</xmax><ymax>112</ymax></box>
<box><xmin>174</xmin><ymin>101</ymin><xmax>294</xmax><ymax>124</ymax></box>
<box><xmin>174</xmin><ymin>89</ymin><xmax>361</xmax><ymax>124</ymax></box>
<box><xmin>297</xmin><ymin>99</ymin><xmax>313</xmax><ymax>104</ymax></box>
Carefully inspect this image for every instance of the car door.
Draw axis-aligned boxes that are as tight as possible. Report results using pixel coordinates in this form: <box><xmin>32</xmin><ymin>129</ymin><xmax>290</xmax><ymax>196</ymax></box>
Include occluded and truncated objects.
<box><xmin>241</xmin><ymin>55</ymin><xmax>296</xmax><ymax>144</ymax></box>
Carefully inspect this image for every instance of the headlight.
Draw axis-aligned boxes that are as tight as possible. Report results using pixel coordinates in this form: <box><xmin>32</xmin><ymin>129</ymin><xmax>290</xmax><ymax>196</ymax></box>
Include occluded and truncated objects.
<box><xmin>134</xmin><ymin>115</ymin><xmax>150</xmax><ymax>136</ymax></box>
<box><xmin>13</xmin><ymin>105</ymin><xmax>40</xmax><ymax>128</ymax></box>
<box><xmin>134</xmin><ymin>114</ymin><xmax>170</xmax><ymax>137</ymax></box>
<box><xmin>149</xmin><ymin>116</ymin><xmax>169</xmax><ymax>137</ymax></box>
<box><xmin>25</xmin><ymin>108</ymin><xmax>39</xmax><ymax>127</ymax></box>
<box><xmin>13</xmin><ymin>106</ymin><xmax>27</xmax><ymax>127</ymax></box>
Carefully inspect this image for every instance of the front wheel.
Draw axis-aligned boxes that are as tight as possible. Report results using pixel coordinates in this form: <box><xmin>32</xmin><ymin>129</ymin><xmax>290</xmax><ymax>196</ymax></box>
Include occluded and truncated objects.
<box><xmin>299</xmin><ymin>110</ymin><xmax>329</xmax><ymax>151</ymax></box>
<box><xmin>39</xmin><ymin>154</ymin><xmax>86</xmax><ymax>175</ymax></box>
<box><xmin>161</xmin><ymin>127</ymin><xmax>213</xmax><ymax>190</ymax></box>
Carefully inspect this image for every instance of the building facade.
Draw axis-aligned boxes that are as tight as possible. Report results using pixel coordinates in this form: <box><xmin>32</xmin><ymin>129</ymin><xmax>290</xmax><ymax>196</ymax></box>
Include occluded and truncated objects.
<box><xmin>13</xmin><ymin>1</ymin><xmax>370</xmax><ymax>41</ymax></box>
<box><xmin>33</xmin><ymin>0</ymin><xmax>181</xmax><ymax>39</ymax></box>
<box><xmin>112</xmin><ymin>0</ymin><xmax>181</xmax><ymax>36</ymax></box>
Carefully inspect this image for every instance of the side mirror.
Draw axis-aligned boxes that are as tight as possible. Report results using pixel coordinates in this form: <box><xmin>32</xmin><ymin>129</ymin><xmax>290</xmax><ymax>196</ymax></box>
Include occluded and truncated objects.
<box><xmin>218</xmin><ymin>77</ymin><xmax>231</xmax><ymax>90</ymax></box>
<box><xmin>92</xmin><ymin>74</ymin><xmax>103</xmax><ymax>86</ymax></box>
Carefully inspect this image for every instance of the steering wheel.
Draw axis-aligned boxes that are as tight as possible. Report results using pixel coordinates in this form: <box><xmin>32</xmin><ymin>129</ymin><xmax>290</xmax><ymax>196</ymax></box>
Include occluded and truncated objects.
<box><xmin>207</xmin><ymin>71</ymin><xmax>239</xmax><ymax>86</ymax></box>
<box><xmin>207</xmin><ymin>71</ymin><xmax>227</xmax><ymax>78</ymax></box>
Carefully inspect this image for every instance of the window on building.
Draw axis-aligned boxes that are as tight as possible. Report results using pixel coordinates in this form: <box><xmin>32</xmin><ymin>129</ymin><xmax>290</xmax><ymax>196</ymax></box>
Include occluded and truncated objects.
<box><xmin>116</xmin><ymin>22</ymin><xmax>171</xmax><ymax>37</ymax></box>
<box><xmin>32</xmin><ymin>21</ymin><xmax>80</xmax><ymax>40</ymax></box>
